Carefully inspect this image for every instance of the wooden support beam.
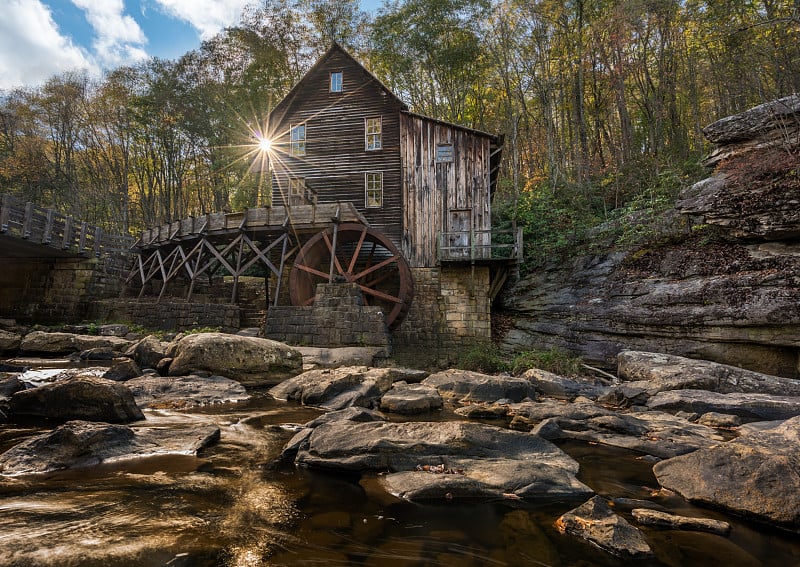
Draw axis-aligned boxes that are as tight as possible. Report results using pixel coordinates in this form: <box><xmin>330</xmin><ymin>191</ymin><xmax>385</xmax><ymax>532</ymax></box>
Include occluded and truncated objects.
<box><xmin>0</xmin><ymin>194</ymin><xmax>10</xmax><ymax>232</ymax></box>
<box><xmin>63</xmin><ymin>216</ymin><xmax>73</xmax><ymax>249</ymax></box>
<box><xmin>94</xmin><ymin>226</ymin><xmax>103</xmax><ymax>257</ymax></box>
<box><xmin>22</xmin><ymin>202</ymin><xmax>34</xmax><ymax>239</ymax></box>
<box><xmin>42</xmin><ymin>209</ymin><xmax>54</xmax><ymax>244</ymax></box>
<box><xmin>78</xmin><ymin>222</ymin><xmax>88</xmax><ymax>253</ymax></box>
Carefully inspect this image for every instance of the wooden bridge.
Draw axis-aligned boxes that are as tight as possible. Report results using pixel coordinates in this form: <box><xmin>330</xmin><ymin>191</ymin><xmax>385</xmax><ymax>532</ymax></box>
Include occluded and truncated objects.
<box><xmin>0</xmin><ymin>193</ymin><xmax>134</xmax><ymax>258</ymax></box>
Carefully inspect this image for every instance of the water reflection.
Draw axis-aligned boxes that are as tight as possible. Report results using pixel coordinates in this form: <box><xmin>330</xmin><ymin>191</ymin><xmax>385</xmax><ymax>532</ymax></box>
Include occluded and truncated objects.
<box><xmin>1</xmin><ymin>381</ymin><xmax>799</xmax><ymax>566</ymax></box>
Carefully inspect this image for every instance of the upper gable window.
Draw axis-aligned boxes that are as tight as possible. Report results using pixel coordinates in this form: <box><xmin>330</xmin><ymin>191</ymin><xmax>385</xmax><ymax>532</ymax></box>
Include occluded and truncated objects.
<box><xmin>290</xmin><ymin>124</ymin><xmax>306</xmax><ymax>156</ymax></box>
<box><xmin>365</xmin><ymin>117</ymin><xmax>382</xmax><ymax>151</ymax></box>
<box><xmin>330</xmin><ymin>71</ymin><xmax>343</xmax><ymax>92</ymax></box>
<box><xmin>436</xmin><ymin>143</ymin><xmax>454</xmax><ymax>163</ymax></box>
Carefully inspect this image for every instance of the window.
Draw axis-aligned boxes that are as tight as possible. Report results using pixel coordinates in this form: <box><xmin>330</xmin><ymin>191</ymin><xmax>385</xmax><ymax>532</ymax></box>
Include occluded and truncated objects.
<box><xmin>330</xmin><ymin>71</ymin><xmax>343</xmax><ymax>92</ymax></box>
<box><xmin>436</xmin><ymin>143</ymin><xmax>454</xmax><ymax>163</ymax></box>
<box><xmin>289</xmin><ymin>178</ymin><xmax>306</xmax><ymax>205</ymax></box>
<box><xmin>290</xmin><ymin>124</ymin><xmax>306</xmax><ymax>156</ymax></box>
<box><xmin>365</xmin><ymin>117</ymin><xmax>382</xmax><ymax>151</ymax></box>
<box><xmin>365</xmin><ymin>172</ymin><xmax>383</xmax><ymax>208</ymax></box>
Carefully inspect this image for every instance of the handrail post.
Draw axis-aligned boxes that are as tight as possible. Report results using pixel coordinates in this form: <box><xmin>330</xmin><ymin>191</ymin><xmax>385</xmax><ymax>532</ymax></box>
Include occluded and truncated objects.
<box><xmin>22</xmin><ymin>202</ymin><xmax>34</xmax><ymax>238</ymax></box>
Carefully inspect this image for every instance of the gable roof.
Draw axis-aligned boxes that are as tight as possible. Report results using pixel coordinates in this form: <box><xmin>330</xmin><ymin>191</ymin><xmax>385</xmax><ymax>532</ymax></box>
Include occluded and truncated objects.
<box><xmin>269</xmin><ymin>42</ymin><xmax>408</xmax><ymax>122</ymax></box>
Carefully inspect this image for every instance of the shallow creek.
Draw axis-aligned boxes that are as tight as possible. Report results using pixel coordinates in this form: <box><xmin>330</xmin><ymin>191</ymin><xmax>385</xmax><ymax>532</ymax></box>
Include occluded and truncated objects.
<box><xmin>1</xmin><ymin>366</ymin><xmax>799</xmax><ymax>566</ymax></box>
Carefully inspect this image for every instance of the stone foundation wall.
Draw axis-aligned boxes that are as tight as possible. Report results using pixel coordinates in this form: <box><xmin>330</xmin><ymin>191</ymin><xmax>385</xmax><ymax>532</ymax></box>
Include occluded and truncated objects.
<box><xmin>263</xmin><ymin>283</ymin><xmax>390</xmax><ymax>347</ymax></box>
<box><xmin>92</xmin><ymin>299</ymin><xmax>240</xmax><ymax>333</ymax></box>
<box><xmin>0</xmin><ymin>254</ymin><xmax>129</xmax><ymax>324</ymax></box>
<box><xmin>392</xmin><ymin>266</ymin><xmax>491</xmax><ymax>366</ymax></box>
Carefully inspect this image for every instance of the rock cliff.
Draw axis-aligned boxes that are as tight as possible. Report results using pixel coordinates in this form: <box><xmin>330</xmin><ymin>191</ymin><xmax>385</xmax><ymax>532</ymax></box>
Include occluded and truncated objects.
<box><xmin>500</xmin><ymin>96</ymin><xmax>800</xmax><ymax>378</ymax></box>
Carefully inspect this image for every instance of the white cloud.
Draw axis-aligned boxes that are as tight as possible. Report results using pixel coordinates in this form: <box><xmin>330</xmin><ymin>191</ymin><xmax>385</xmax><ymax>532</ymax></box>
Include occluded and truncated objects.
<box><xmin>154</xmin><ymin>0</ymin><xmax>251</xmax><ymax>39</ymax></box>
<box><xmin>71</xmin><ymin>0</ymin><xmax>149</xmax><ymax>68</ymax></box>
<box><xmin>0</xmin><ymin>0</ymin><xmax>95</xmax><ymax>89</ymax></box>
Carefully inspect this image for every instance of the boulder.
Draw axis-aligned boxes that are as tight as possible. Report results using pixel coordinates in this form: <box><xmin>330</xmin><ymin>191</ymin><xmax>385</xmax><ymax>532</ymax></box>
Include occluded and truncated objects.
<box><xmin>506</xmin><ymin>399</ymin><xmax>614</xmax><ymax>431</ymax></box>
<box><xmin>168</xmin><ymin>333</ymin><xmax>302</xmax><ymax>386</ymax></box>
<box><xmin>99</xmin><ymin>324</ymin><xmax>129</xmax><ymax>337</ymax></box>
<box><xmin>295</xmin><ymin>346</ymin><xmax>391</xmax><ymax>368</ymax></box>
<box><xmin>0</xmin><ymin>329</ymin><xmax>21</xmax><ymax>353</ymax></box>
<box><xmin>646</xmin><ymin>390</ymin><xmax>800</xmax><ymax>421</ymax></box>
<box><xmin>74</xmin><ymin>347</ymin><xmax>118</xmax><ymax>361</ymax></box>
<box><xmin>0</xmin><ymin>420</ymin><xmax>219</xmax><ymax>475</ymax></box>
<box><xmin>294</xmin><ymin>421</ymin><xmax>593</xmax><ymax>501</ymax></box>
<box><xmin>379</xmin><ymin>382</ymin><xmax>442</xmax><ymax>414</ymax></box>
<box><xmin>20</xmin><ymin>331</ymin><xmax>76</xmax><ymax>354</ymax></box>
<box><xmin>126</xmin><ymin>335</ymin><xmax>169</xmax><ymax>370</ymax></box>
<box><xmin>631</xmin><ymin>508</ymin><xmax>731</xmax><ymax>535</ymax></box>
<box><xmin>0</xmin><ymin>375</ymin><xmax>25</xmax><ymax>397</ymax></box>
<box><xmin>653</xmin><ymin>415</ymin><xmax>800</xmax><ymax>529</ymax></box>
<box><xmin>269</xmin><ymin>366</ymin><xmax>395</xmax><ymax>410</ymax></box>
<box><xmin>701</xmin><ymin>94</ymin><xmax>800</xmax><ymax>144</ymax></box>
<box><xmin>520</xmin><ymin>368</ymin><xmax>609</xmax><ymax>400</ymax></box>
<box><xmin>73</xmin><ymin>335</ymin><xmax>132</xmax><ymax>352</ymax></box>
<box><xmin>421</xmin><ymin>369</ymin><xmax>534</xmax><ymax>404</ymax></box>
<box><xmin>454</xmin><ymin>402</ymin><xmax>509</xmax><ymax>419</ymax></box>
<box><xmin>126</xmin><ymin>374</ymin><xmax>249</xmax><ymax>408</ymax></box>
<box><xmin>696</xmin><ymin>412</ymin><xmax>741</xmax><ymax>428</ymax></box>
<box><xmin>532</xmin><ymin>410</ymin><xmax>724</xmax><ymax>459</ymax></box>
<box><xmin>9</xmin><ymin>375</ymin><xmax>144</xmax><ymax>423</ymax></box>
<box><xmin>555</xmin><ymin>496</ymin><xmax>652</xmax><ymax>557</ymax></box>
<box><xmin>103</xmin><ymin>359</ymin><xmax>142</xmax><ymax>382</ymax></box>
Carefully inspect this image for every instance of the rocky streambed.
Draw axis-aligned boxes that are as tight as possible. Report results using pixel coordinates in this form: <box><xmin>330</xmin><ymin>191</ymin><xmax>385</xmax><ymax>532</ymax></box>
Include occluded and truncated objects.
<box><xmin>1</xmin><ymin>328</ymin><xmax>800</xmax><ymax>565</ymax></box>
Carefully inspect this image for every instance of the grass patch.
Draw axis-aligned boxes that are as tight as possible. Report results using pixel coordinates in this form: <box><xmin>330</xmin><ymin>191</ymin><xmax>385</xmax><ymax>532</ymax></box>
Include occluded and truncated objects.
<box><xmin>511</xmin><ymin>348</ymin><xmax>584</xmax><ymax>377</ymax></box>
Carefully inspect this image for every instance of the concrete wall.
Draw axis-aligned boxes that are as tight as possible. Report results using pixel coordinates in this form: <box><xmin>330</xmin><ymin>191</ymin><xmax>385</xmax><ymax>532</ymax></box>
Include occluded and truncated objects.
<box><xmin>392</xmin><ymin>266</ymin><xmax>491</xmax><ymax>366</ymax></box>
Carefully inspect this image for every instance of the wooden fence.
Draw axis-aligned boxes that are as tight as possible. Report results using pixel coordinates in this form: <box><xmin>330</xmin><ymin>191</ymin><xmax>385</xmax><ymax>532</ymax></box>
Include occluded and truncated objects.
<box><xmin>0</xmin><ymin>193</ymin><xmax>135</xmax><ymax>257</ymax></box>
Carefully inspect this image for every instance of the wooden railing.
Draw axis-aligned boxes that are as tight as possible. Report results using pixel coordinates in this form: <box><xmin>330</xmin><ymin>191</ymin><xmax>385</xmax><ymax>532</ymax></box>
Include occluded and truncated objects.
<box><xmin>0</xmin><ymin>193</ymin><xmax>135</xmax><ymax>257</ymax></box>
<box><xmin>438</xmin><ymin>227</ymin><xmax>523</xmax><ymax>263</ymax></box>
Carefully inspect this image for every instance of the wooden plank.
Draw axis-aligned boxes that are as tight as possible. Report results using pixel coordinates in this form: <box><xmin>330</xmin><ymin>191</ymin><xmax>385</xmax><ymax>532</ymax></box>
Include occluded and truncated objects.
<box><xmin>42</xmin><ymin>209</ymin><xmax>54</xmax><ymax>244</ymax></box>
<box><xmin>22</xmin><ymin>202</ymin><xmax>34</xmax><ymax>238</ymax></box>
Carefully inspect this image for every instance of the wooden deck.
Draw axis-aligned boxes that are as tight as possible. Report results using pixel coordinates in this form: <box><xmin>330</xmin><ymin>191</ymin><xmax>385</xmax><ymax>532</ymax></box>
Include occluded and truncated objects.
<box><xmin>136</xmin><ymin>203</ymin><xmax>367</xmax><ymax>250</ymax></box>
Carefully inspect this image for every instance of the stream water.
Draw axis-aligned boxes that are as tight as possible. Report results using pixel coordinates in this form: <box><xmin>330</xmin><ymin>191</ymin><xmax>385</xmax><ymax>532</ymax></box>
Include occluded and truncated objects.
<box><xmin>1</xmin><ymin>366</ymin><xmax>799</xmax><ymax>566</ymax></box>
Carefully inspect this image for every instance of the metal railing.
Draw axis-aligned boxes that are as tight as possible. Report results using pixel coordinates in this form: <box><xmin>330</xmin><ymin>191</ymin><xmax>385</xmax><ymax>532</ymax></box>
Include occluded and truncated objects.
<box><xmin>0</xmin><ymin>193</ymin><xmax>135</xmax><ymax>257</ymax></box>
<box><xmin>438</xmin><ymin>227</ymin><xmax>523</xmax><ymax>263</ymax></box>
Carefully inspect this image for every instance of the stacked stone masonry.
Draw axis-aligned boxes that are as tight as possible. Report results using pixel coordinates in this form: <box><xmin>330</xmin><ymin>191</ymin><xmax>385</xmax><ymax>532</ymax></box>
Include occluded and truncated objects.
<box><xmin>392</xmin><ymin>266</ymin><xmax>491</xmax><ymax>365</ymax></box>
<box><xmin>263</xmin><ymin>283</ymin><xmax>390</xmax><ymax>347</ymax></box>
<box><xmin>92</xmin><ymin>299</ymin><xmax>240</xmax><ymax>333</ymax></box>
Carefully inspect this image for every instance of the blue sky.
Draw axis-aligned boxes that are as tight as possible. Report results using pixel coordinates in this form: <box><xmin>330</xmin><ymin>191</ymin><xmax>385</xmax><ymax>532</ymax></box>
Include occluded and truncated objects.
<box><xmin>0</xmin><ymin>0</ymin><xmax>384</xmax><ymax>90</ymax></box>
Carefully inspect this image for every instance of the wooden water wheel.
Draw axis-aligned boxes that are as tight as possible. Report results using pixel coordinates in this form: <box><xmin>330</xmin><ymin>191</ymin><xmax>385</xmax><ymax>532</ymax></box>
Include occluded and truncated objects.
<box><xmin>289</xmin><ymin>223</ymin><xmax>413</xmax><ymax>329</ymax></box>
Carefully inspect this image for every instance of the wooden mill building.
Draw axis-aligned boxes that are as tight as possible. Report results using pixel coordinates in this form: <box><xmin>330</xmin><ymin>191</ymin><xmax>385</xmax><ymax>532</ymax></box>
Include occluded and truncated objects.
<box><xmin>263</xmin><ymin>43</ymin><xmax>519</xmax><ymax>359</ymax></box>
<box><xmin>125</xmin><ymin>43</ymin><xmax>520</xmax><ymax>363</ymax></box>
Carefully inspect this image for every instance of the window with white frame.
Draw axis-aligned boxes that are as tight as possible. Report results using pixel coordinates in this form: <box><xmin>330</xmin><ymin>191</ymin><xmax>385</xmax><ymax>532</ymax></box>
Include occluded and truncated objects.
<box><xmin>365</xmin><ymin>117</ymin><xmax>382</xmax><ymax>151</ymax></box>
<box><xmin>365</xmin><ymin>172</ymin><xmax>383</xmax><ymax>208</ymax></box>
<box><xmin>290</xmin><ymin>124</ymin><xmax>306</xmax><ymax>156</ymax></box>
<box><xmin>330</xmin><ymin>71</ymin><xmax>343</xmax><ymax>92</ymax></box>
<box><xmin>290</xmin><ymin>178</ymin><xmax>305</xmax><ymax>198</ymax></box>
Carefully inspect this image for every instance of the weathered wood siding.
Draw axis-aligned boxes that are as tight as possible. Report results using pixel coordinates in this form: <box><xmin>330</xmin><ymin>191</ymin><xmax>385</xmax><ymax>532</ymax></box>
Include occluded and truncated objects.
<box><xmin>399</xmin><ymin>113</ymin><xmax>493</xmax><ymax>267</ymax></box>
<box><xmin>268</xmin><ymin>48</ymin><xmax>404</xmax><ymax>245</ymax></box>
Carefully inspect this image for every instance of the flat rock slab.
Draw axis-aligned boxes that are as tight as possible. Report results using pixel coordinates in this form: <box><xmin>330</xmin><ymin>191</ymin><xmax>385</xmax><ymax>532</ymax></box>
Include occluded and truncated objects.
<box><xmin>0</xmin><ymin>420</ymin><xmax>219</xmax><ymax>476</ymax></box>
<box><xmin>646</xmin><ymin>389</ymin><xmax>800</xmax><ymax>421</ymax></box>
<box><xmin>127</xmin><ymin>375</ymin><xmax>249</xmax><ymax>408</ymax></box>
<box><xmin>654</xmin><ymin>415</ymin><xmax>800</xmax><ymax>529</ymax></box>
<box><xmin>556</xmin><ymin>496</ymin><xmax>652</xmax><ymax>557</ymax></box>
<box><xmin>617</xmin><ymin>351</ymin><xmax>800</xmax><ymax>398</ymax></box>
<box><xmin>20</xmin><ymin>331</ymin><xmax>132</xmax><ymax>355</ymax></box>
<box><xmin>533</xmin><ymin>411</ymin><xmax>724</xmax><ymax>459</ymax></box>
<box><xmin>295</xmin><ymin>421</ymin><xmax>592</xmax><ymax>501</ymax></box>
<box><xmin>9</xmin><ymin>375</ymin><xmax>144</xmax><ymax>423</ymax></box>
<box><xmin>422</xmin><ymin>369</ymin><xmax>534</xmax><ymax>404</ymax></box>
<box><xmin>269</xmin><ymin>366</ymin><xmax>396</xmax><ymax>410</ymax></box>
<box><xmin>631</xmin><ymin>508</ymin><xmax>731</xmax><ymax>535</ymax></box>
<box><xmin>507</xmin><ymin>399</ymin><xmax>613</xmax><ymax>431</ymax></box>
<box><xmin>168</xmin><ymin>332</ymin><xmax>302</xmax><ymax>386</ymax></box>
<box><xmin>379</xmin><ymin>382</ymin><xmax>442</xmax><ymax>414</ymax></box>
<box><xmin>0</xmin><ymin>329</ymin><xmax>21</xmax><ymax>353</ymax></box>
<box><xmin>520</xmin><ymin>368</ymin><xmax>608</xmax><ymax>400</ymax></box>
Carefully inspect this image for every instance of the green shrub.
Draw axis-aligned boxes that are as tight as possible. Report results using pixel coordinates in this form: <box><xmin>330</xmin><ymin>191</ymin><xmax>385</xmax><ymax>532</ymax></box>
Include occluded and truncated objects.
<box><xmin>511</xmin><ymin>348</ymin><xmax>583</xmax><ymax>377</ymax></box>
<box><xmin>455</xmin><ymin>341</ymin><xmax>510</xmax><ymax>374</ymax></box>
<box><xmin>183</xmin><ymin>326</ymin><xmax>222</xmax><ymax>335</ymax></box>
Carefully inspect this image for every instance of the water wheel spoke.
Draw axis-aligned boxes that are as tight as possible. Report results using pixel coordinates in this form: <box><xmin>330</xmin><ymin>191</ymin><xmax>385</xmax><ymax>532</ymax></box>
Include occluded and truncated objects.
<box><xmin>352</xmin><ymin>254</ymin><xmax>398</xmax><ymax>281</ymax></box>
<box><xmin>322</xmin><ymin>231</ymin><xmax>345</xmax><ymax>276</ymax></box>
<box><xmin>359</xmin><ymin>284</ymin><xmax>402</xmax><ymax>304</ymax></box>
<box><xmin>347</xmin><ymin>226</ymin><xmax>368</xmax><ymax>274</ymax></box>
<box><xmin>301</xmin><ymin>296</ymin><xmax>315</xmax><ymax>306</ymax></box>
<box><xmin>363</xmin><ymin>271</ymin><xmax>392</xmax><ymax>289</ymax></box>
<box><xmin>295</xmin><ymin>264</ymin><xmax>330</xmax><ymax>279</ymax></box>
